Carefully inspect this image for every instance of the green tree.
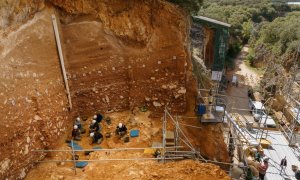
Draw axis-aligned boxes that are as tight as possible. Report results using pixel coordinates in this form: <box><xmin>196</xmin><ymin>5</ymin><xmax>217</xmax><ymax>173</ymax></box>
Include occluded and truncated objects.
<box><xmin>167</xmin><ymin>0</ymin><xmax>203</xmax><ymax>14</ymax></box>
<box><xmin>242</xmin><ymin>21</ymin><xmax>253</xmax><ymax>43</ymax></box>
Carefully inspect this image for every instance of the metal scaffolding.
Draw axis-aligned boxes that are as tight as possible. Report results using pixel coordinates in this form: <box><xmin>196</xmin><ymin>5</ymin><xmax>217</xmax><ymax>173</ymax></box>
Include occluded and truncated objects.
<box><xmin>279</xmin><ymin>46</ymin><xmax>300</xmax><ymax>145</ymax></box>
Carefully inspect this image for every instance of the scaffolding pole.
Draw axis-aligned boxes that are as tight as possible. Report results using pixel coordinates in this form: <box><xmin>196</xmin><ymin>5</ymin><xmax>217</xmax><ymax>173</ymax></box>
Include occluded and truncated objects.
<box><xmin>32</xmin><ymin>146</ymin><xmax>184</xmax><ymax>153</ymax></box>
<box><xmin>71</xmin><ymin>140</ymin><xmax>77</xmax><ymax>175</ymax></box>
<box><xmin>162</xmin><ymin>109</ymin><xmax>167</xmax><ymax>163</ymax></box>
<box><xmin>51</xmin><ymin>14</ymin><xmax>72</xmax><ymax>110</ymax></box>
<box><xmin>36</xmin><ymin>157</ymin><xmax>185</xmax><ymax>163</ymax></box>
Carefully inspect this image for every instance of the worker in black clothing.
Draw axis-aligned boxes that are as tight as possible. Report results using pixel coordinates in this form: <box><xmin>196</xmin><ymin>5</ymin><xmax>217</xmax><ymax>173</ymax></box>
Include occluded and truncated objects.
<box><xmin>280</xmin><ymin>156</ymin><xmax>287</xmax><ymax>174</ymax></box>
<box><xmin>116</xmin><ymin>123</ymin><xmax>127</xmax><ymax>136</ymax></box>
<box><xmin>93</xmin><ymin>114</ymin><xmax>103</xmax><ymax>123</ymax></box>
<box><xmin>72</xmin><ymin>125</ymin><xmax>81</xmax><ymax>141</ymax></box>
<box><xmin>89</xmin><ymin>120</ymin><xmax>100</xmax><ymax>133</ymax></box>
<box><xmin>90</xmin><ymin>132</ymin><xmax>103</xmax><ymax>144</ymax></box>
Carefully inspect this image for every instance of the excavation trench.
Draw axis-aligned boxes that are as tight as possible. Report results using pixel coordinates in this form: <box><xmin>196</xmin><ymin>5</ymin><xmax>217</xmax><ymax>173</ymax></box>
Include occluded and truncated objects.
<box><xmin>0</xmin><ymin>1</ymin><xmax>229</xmax><ymax>179</ymax></box>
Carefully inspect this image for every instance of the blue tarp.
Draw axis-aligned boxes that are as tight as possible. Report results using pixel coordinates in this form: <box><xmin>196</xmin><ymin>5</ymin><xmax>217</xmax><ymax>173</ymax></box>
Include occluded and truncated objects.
<box><xmin>67</xmin><ymin>141</ymin><xmax>83</xmax><ymax>150</ymax></box>
<box><xmin>130</xmin><ymin>130</ymin><xmax>139</xmax><ymax>137</ymax></box>
<box><xmin>76</xmin><ymin>161</ymin><xmax>88</xmax><ymax>168</ymax></box>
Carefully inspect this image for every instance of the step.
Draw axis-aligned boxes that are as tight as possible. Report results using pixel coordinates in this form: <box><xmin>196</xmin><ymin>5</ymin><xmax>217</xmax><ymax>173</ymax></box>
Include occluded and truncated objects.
<box><xmin>166</xmin><ymin>142</ymin><xmax>175</xmax><ymax>146</ymax></box>
<box><xmin>166</xmin><ymin>131</ymin><xmax>175</xmax><ymax>140</ymax></box>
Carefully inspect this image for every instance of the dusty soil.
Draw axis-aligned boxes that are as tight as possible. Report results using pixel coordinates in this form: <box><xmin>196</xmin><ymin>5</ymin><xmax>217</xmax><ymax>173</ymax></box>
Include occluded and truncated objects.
<box><xmin>0</xmin><ymin>0</ymin><xmax>194</xmax><ymax>178</ymax></box>
<box><xmin>54</xmin><ymin>0</ymin><xmax>192</xmax><ymax>115</ymax></box>
<box><xmin>0</xmin><ymin>8</ymin><xmax>70</xmax><ymax>179</ymax></box>
<box><xmin>0</xmin><ymin>0</ymin><xmax>230</xmax><ymax>179</ymax></box>
<box><xmin>26</xmin><ymin>108</ymin><xmax>230</xmax><ymax>180</ymax></box>
<box><xmin>229</xmin><ymin>46</ymin><xmax>261</xmax><ymax>87</ymax></box>
<box><xmin>27</xmin><ymin>160</ymin><xmax>230</xmax><ymax>180</ymax></box>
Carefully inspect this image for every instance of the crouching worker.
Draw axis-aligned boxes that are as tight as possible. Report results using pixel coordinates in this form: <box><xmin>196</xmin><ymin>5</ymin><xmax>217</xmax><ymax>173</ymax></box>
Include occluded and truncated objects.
<box><xmin>116</xmin><ymin>123</ymin><xmax>127</xmax><ymax>136</ymax></box>
<box><xmin>89</xmin><ymin>120</ymin><xmax>100</xmax><ymax>133</ymax></box>
<box><xmin>93</xmin><ymin>114</ymin><xmax>103</xmax><ymax>124</ymax></box>
<box><xmin>72</xmin><ymin>125</ymin><xmax>81</xmax><ymax>141</ymax></box>
<box><xmin>75</xmin><ymin>117</ymin><xmax>86</xmax><ymax>133</ymax></box>
<box><xmin>90</xmin><ymin>132</ymin><xmax>103</xmax><ymax>144</ymax></box>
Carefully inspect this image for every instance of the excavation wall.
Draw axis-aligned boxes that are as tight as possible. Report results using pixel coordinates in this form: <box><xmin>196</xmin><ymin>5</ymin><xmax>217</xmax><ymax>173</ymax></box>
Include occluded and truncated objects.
<box><xmin>0</xmin><ymin>0</ymin><xmax>195</xmax><ymax>179</ymax></box>
<box><xmin>52</xmin><ymin>0</ymin><xmax>193</xmax><ymax>115</ymax></box>
<box><xmin>0</xmin><ymin>7</ymin><xmax>69</xmax><ymax>179</ymax></box>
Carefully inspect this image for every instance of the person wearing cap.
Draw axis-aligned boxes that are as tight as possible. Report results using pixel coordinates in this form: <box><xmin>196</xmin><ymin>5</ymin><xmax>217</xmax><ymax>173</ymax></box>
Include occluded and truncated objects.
<box><xmin>72</xmin><ymin>125</ymin><xmax>81</xmax><ymax>141</ymax></box>
<box><xmin>90</xmin><ymin>131</ymin><xmax>103</xmax><ymax>144</ymax></box>
<box><xmin>75</xmin><ymin>117</ymin><xmax>86</xmax><ymax>133</ymax></box>
<box><xmin>89</xmin><ymin>119</ymin><xmax>100</xmax><ymax>133</ymax></box>
<box><xmin>94</xmin><ymin>114</ymin><xmax>103</xmax><ymax>124</ymax></box>
<box><xmin>258</xmin><ymin>157</ymin><xmax>269</xmax><ymax>180</ymax></box>
<box><xmin>280</xmin><ymin>156</ymin><xmax>287</xmax><ymax>174</ymax></box>
<box><xmin>231</xmin><ymin>162</ymin><xmax>244</xmax><ymax>179</ymax></box>
<box><xmin>75</xmin><ymin>117</ymin><xmax>82</xmax><ymax>129</ymax></box>
<box><xmin>116</xmin><ymin>123</ymin><xmax>127</xmax><ymax>136</ymax></box>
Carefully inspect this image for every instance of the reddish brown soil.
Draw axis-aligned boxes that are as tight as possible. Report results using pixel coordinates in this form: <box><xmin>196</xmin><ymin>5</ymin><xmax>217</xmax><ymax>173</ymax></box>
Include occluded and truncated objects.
<box><xmin>25</xmin><ymin>109</ymin><xmax>230</xmax><ymax>180</ymax></box>
<box><xmin>0</xmin><ymin>8</ymin><xmax>70</xmax><ymax>179</ymax></box>
<box><xmin>54</xmin><ymin>0</ymin><xmax>192</xmax><ymax>115</ymax></box>
<box><xmin>27</xmin><ymin>159</ymin><xmax>230</xmax><ymax>180</ymax></box>
<box><xmin>0</xmin><ymin>0</ymin><xmax>230</xmax><ymax>179</ymax></box>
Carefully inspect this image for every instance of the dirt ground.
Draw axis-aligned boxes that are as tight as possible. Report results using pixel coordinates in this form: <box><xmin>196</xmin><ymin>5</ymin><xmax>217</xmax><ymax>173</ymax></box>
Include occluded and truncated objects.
<box><xmin>27</xmin><ymin>160</ymin><xmax>230</xmax><ymax>180</ymax></box>
<box><xmin>26</xmin><ymin>106</ymin><xmax>230</xmax><ymax>179</ymax></box>
<box><xmin>1</xmin><ymin>1</ymin><xmax>232</xmax><ymax>178</ymax></box>
<box><xmin>230</xmin><ymin>46</ymin><xmax>262</xmax><ymax>87</ymax></box>
<box><xmin>225</xmin><ymin>46</ymin><xmax>262</xmax><ymax>122</ymax></box>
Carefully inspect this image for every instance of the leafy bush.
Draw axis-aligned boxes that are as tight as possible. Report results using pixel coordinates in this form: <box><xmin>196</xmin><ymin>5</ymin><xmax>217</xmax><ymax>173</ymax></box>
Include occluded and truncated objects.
<box><xmin>167</xmin><ymin>0</ymin><xmax>203</xmax><ymax>14</ymax></box>
<box><xmin>246</xmin><ymin>53</ymin><xmax>255</xmax><ymax>66</ymax></box>
<box><xmin>199</xmin><ymin>0</ymin><xmax>294</xmax><ymax>65</ymax></box>
<box><xmin>255</xmin><ymin>12</ymin><xmax>300</xmax><ymax>56</ymax></box>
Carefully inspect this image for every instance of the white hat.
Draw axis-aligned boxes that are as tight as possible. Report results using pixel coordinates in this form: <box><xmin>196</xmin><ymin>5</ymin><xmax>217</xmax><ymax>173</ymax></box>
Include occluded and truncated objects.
<box><xmin>118</xmin><ymin>123</ymin><xmax>122</xmax><ymax>128</ymax></box>
<box><xmin>90</xmin><ymin>132</ymin><xmax>95</xmax><ymax>137</ymax></box>
<box><xmin>263</xmin><ymin>157</ymin><xmax>269</xmax><ymax>162</ymax></box>
<box><xmin>76</xmin><ymin>117</ymin><xmax>80</xmax><ymax>121</ymax></box>
<box><xmin>93</xmin><ymin>115</ymin><xmax>97</xmax><ymax>119</ymax></box>
<box><xmin>92</xmin><ymin>120</ymin><xmax>96</xmax><ymax>124</ymax></box>
<box><xmin>238</xmin><ymin>162</ymin><xmax>244</xmax><ymax>168</ymax></box>
<box><xmin>74</xmin><ymin>125</ymin><xmax>78</xmax><ymax>129</ymax></box>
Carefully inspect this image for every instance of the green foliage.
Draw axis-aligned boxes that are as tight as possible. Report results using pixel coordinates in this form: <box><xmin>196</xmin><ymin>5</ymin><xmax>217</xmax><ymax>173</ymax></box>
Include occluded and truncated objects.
<box><xmin>242</xmin><ymin>21</ymin><xmax>253</xmax><ymax>43</ymax></box>
<box><xmin>255</xmin><ymin>12</ymin><xmax>300</xmax><ymax>56</ymax></box>
<box><xmin>199</xmin><ymin>0</ymin><xmax>296</xmax><ymax>65</ymax></box>
<box><xmin>227</xmin><ymin>43</ymin><xmax>242</xmax><ymax>58</ymax></box>
<box><xmin>167</xmin><ymin>0</ymin><xmax>203</xmax><ymax>14</ymax></box>
<box><xmin>246</xmin><ymin>52</ymin><xmax>255</xmax><ymax>66</ymax></box>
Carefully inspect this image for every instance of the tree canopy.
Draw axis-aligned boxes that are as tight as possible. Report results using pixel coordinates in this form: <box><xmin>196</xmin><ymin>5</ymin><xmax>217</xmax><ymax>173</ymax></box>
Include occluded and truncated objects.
<box><xmin>251</xmin><ymin>11</ymin><xmax>300</xmax><ymax>57</ymax></box>
<box><xmin>167</xmin><ymin>0</ymin><xmax>203</xmax><ymax>14</ymax></box>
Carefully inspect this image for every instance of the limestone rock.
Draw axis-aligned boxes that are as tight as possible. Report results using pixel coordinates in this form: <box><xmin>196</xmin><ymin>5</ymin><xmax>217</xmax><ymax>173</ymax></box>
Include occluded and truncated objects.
<box><xmin>178</xmin><ymin>87</ymin><xmax>186</xmax><ymax>94</ymax></box>
<box><xmin>34</xmin><ymin>115</ymin><xmax>42</xmax><ymax>121</ymax></box>
<box><xmin>153</xmin><ymin>101</ymin><xmax>162</xmax><ymax>107</ymax></box>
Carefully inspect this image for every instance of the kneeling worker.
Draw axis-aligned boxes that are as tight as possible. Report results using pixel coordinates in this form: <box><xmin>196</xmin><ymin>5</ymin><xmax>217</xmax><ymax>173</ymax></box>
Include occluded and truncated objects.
<box><xmin>72</xmin><ymin>125</ymin><xmax>81</xmax><ymax>141</ymax></box>
<box><xmin>90</xmin><ymin>132</ymin><xmax>103</xmax><ymax>144</ymax></box>
<box><xmin>75</xmin><ymin>117</ymin><xmax>86</xmax><ymax>133</ymax></box>
<box><xmin>94</xmin><ymin>114</ymin><xmax>103</xmax><ymax>124</ymax></box>
<box><xmin>89</xmin><ymin>120</ymin><xmax>100</xmax><ymax>133</ymax></box>
<box><xmin>116</xmin><ymin>123</ymin><xmax>127</xmax><ymax>136</ymax></box>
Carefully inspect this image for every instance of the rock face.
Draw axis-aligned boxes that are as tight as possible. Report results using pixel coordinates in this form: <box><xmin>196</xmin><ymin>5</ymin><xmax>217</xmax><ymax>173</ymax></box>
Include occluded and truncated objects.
<box><xmin>51</xmin><ymin>0</ymin><xmax>193</xmax><ymax>115</ymax></box>
<box><xmin>0</xmin><ymin>8</ymin><xmax>69</xmax><ymax>179</ymax></box>
<box><xmin>0</xmin><ymin>0</ymin><xmax>195</xmax><ymax>179</ymax></box>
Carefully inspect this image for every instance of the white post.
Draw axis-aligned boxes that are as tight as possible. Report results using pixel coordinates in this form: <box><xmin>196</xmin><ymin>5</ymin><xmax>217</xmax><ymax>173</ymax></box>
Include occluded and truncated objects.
<box><xmin>51</xmin><ymin>14</ymin><xmax>72</xmax><ymax>110</ymax></box>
